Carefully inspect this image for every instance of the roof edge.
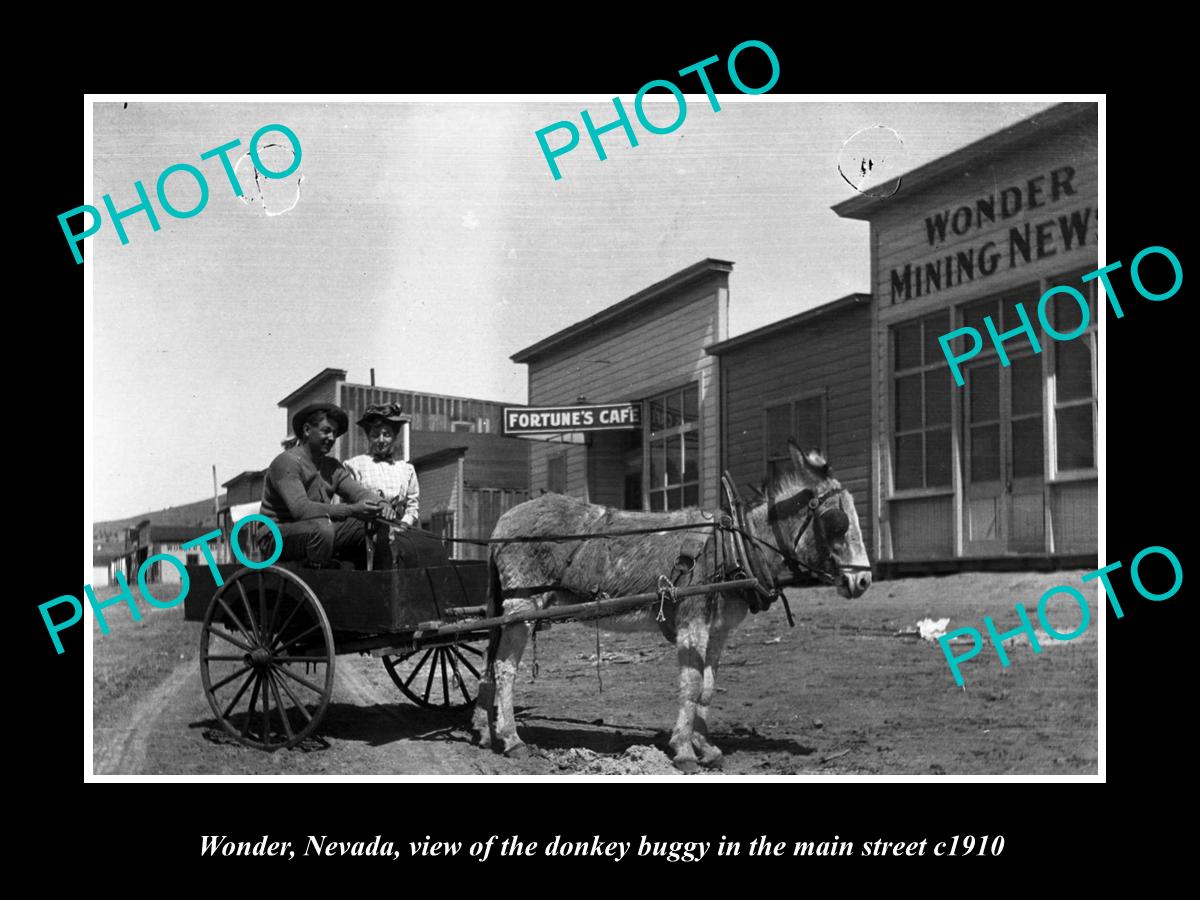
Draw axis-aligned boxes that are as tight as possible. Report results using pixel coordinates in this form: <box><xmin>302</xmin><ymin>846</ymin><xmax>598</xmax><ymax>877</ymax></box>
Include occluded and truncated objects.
<box><xmin>705</xmin><ymin>293</ymin><xmax>871</xmax><ymax>355</ymax></box>
<box><xmin>511</xmin><ymin>258</ymin><xmax>734</xmax><ymax>364</ymax></box>
<box><xmin>831</xmin><ymin>103</ymin><xmax>1097</xmax><ymax>221</ymax></box>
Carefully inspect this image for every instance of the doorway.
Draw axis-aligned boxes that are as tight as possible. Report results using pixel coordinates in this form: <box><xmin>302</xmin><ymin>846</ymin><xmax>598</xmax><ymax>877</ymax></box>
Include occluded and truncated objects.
<box><xmin>962</xmin><ymin>351</ymin><xmax>1046</xmax><ymax>554</ymax></box>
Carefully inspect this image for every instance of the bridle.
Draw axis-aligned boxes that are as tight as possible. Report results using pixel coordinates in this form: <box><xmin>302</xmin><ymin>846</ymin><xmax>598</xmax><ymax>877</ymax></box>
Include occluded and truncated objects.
<box><xmin>743</xmin><ymin>482</ymin><xmax>872</xmax><ymax>587</ymax></box>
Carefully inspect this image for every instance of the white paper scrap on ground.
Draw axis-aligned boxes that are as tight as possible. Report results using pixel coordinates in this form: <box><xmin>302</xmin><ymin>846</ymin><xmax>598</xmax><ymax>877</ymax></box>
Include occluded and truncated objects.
<box><xmin>917</xmin><ymin>617</ymin><xmax>952</xmax><ymax>642</ymax></box>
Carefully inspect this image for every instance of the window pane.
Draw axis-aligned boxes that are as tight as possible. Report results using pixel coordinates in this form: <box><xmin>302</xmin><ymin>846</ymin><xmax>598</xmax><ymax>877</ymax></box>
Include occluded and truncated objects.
<box><xmin>1011</xmin><ymin>354</ymin><xmax>1042</xmax><ymax>417</ymax></box>
<box><xmin>1051</xmin><ymin>288</ymin><xmax>1092</xmax><ymax>335</ymax></box>
<box><xmin>924</xmin><ymin>368</ymin><xmax>950</xmax><ymax>427</ymax></box>
<box><xmin>922</xmin><ymin>311</ymin><xmax>949</xmax><ymax>364</ymax></box>
<box><xmin>926</xmin><ymin>427</ymin><xmax>951</xmax><ymax>487</ymax></box>
<box><xmin>963</xmin><ymin>298</ymin><xmax>999</xmax><ymax>336</ymax></box>
<box><xmin>894</xmin><ymin>322</ymin><xmax>921</xmax><ymax>370</ymax></box>
<box><xmin>650</xmin><ymin>491</ymin><xmax>665</xmax><ymax>511</ymax></box>
<box><xmin>794</xmin><ymin>396</ymin><xmax>823</xmax><ymax>451</ymax></box>
<box><xmin>895</xmin><ymin>375</ymin><xmax>922</xmax><ymax>432</ymax></box>
<box><xmin>968</xmin><ymin>364</ymin><xmax>1000</xmax><ymax>423</ymax></box>
<box><xmin>895</xmin><ymin>434</ymin><xmax>923</xmax><ymax>489</ymax></box>
<box><xmin>666</xmin><ymin>391</ymin><xmax>682</xmax><ymax>428</ymax></box>
<box><xmin>1056</xmin><ymin>338</ymin><xmax>1093</xmax><ymax>401</ymax></box>
<box><xmin>683</xmin><ymin>384</ymin><xmax>699</xmax><ymax>422</ymax></box>
<box><xmin>970</xmin><ymin>424</ymin><xmax>1001</xmax><ymax>482</ymax></box>
<box><xmin>765</xmin><ymin>403</ymin><xmax>790</xmax><ymax>459</ymax></box>
<box><xmin>667</xmin><ymin>487</ymin><xmax>683</xmax><ymax>511</ymax></box>
<box><xmin>1001</xmin><ymin>284</ymin><xmax>1040</xmax><ymax>330</ymax></box>
<box><xmin>1012</xmin><ymin>417</ymin><xmax>1044</xmax><ymax>478</ymax></box>
<box><xmin>683</xmin><ymin>484</ymin><xmax>699</xmax><ymax>507</ymax></box>
<box><xmin>650</xmin><ymin>398</ymin><xmax>665</xmax><ymax>431</ymax></box>
<box><xmin>666</xmin><ymin>435</ymin><xmax>681</xmax><ymax>485</ymax></box>
<box><xmin>1057</xmin><ymin>405</ymin><xmax>1094</xmax><ymax>470</ymax></box>
<box><xmin>649</xmin><ymin>439</ymin><xmax>665</xmax><ymax>489</ymax></box>
<box><xmin>683</xmin><ymin>432</ymin><xmax>699</xmax><ymax>482</ymax></box>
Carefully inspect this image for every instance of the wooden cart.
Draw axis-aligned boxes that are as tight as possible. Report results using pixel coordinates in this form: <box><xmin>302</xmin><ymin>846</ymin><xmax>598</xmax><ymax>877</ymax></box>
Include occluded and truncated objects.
<box><xmin>183</xmin><ymin>560</ymin><xmax>759</xmax><ymax>752</ymax></box>
<box><xmin>182</xmin><ymin>560</ymin><xmax>492</xmax><ymax>751</ymax></box>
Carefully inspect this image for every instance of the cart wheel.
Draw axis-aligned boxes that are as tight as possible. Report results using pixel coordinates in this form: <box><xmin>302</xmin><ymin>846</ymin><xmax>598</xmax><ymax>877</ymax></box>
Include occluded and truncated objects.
<box><xmin>382</xmin><ymin>639</ymin><xmax>485</xmax><ymax>710</ymax></box>
<box><xmin>199</xmin><ymin>566</ymin><xmax>335</xmax><ymax>751</ymax></box>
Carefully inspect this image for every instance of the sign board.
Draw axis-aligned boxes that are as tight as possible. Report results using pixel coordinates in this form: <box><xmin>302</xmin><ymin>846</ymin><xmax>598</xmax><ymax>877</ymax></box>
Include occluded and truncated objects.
<box><xmin>503</xmin><ymin>403</ymin><xmax>642</xmax><ymax>435</ymax></box>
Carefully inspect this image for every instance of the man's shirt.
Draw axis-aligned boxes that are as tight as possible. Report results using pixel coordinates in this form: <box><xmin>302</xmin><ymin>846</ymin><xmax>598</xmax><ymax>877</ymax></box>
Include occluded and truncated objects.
<box><xmin>344</xmin><ymin>454</ymin><xmax>421</xmax><ymax>527</ymax></box>
<box><xmin>261</xmin><ymin>447</ymin><xmax>373</xmax><ymax>524</ymax></box>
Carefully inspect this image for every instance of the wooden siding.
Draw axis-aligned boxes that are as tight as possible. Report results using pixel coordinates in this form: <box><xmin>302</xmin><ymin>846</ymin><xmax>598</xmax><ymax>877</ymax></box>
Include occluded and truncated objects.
<box><xmin>526</xmin><ymin>277</ymin><xmax>726</xmax><ymax>510</ymax></box>
<box><xmin>416</xmin><ymin>456</ymin><xmax>460</xmax><ymax>523</ymax></box>
<box><xmin>867</xmin><ymin>116</ymin><xmax>1098</xmax><ymax>561</ymax></box>
<box><xmin>719</xmin><ymin>302</ymin><xmax>873</xmax><ymax>555</ymax></box>
<box><xmin>458</xmin><ymin>488</ymin><xmax>530</xmax><ymax>560</ymax></box>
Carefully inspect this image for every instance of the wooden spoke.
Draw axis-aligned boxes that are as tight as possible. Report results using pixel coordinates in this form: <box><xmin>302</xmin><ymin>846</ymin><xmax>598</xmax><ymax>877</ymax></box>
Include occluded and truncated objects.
<box><xmin>236</xmin><ymin>580</ymin><xmax>260</xmax><ymax>645</ymax></box>
<box><xmin>266</xmin><ymin>671</ymin><xmax>295</xmax><ymax>741</ymax></box>
<box><xmin>276</xmin><ymin>663</ymin><xmax>326</xmax><ymax>696</ymax></box>
<box><xmin>439</xmin><ymin>649</ymin><xmax>451</xmax><ymax>708</ymax></box>
<box><xmin>444</xmin><ymin>646</ymin><xmax>472</xmax><ymax>705</ymax></box>
<box><xmin>270</xmin><ymin>666</ymin><xmax>314</xmax><ymax>724</ymax></box>
<box><xmin>209</xmin><ymin>664</ymin><xmax>252</xmax><ymax>693</ymax></box>
<box><xmin>275</xmin><ymin>623</ymin><xmax>321</xmax><ymax>655</ymax></box>
<box><xmin>422</xmin><ymin>650</ymin><xmax>438</xmax><ymax>704</ymax></box>
<box><xmin>208</xmin><ymin>627</ymin><xmax>254</xmax><ymax>653</ymax></box>
<box><xmin>457</xmin><ymin>642</ymin><xmax>484</xmax><ymax>656</ymax></box>
<box><xmin>404</xmin><ymin>649</ymin><xmax>434</xmax><ymax>689</ymax></box>
<box><xmin>216</xmin><ymin>596</ymin><xmax>257</xmax><ymax>648</ymax></box>
<box><xmin>241</xmin><ymin>674</ymin><xmax>262</xmax><ymax>739</ymax></box>
<box><xmin>450</xmin><ymin>646</ymin><xmax>481</xmax><ymax>679</ymax></box>
<box><xmin>221</xmin><ymin>670</ymin><xmax>257</xmax><ymax>720</ymax></box>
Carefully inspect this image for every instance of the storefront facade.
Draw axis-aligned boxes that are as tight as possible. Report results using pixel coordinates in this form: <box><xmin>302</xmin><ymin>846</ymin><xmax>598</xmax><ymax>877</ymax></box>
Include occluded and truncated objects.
<box><xmin>511</xmin><ymin>259</ymin><xmax>731</xmax><ymax>511</ymax></box>
<box><xmin>833</xmin><ymin>103</ymin><xmax>1098</xmax><ymax>564</ymax></box>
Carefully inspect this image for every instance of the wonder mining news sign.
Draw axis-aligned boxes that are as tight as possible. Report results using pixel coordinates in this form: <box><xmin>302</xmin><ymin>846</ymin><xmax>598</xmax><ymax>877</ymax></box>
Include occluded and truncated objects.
<box><xmin>503</xmin><ymin>403</ymin><xmax>642</xmax><ymax>435</ymax></box>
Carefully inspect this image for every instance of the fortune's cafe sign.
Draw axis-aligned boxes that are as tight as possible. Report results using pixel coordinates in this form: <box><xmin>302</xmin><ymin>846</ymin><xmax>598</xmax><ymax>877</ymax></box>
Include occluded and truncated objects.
<box><xmin>503</xmin><ymin>403</ymin><xmax>642</xmax><ymax>435</ymax></box>
<box><xmin>890</xmin><ymin>165</ymin><xmax>1097</xmax><ymax>304</ymax></box>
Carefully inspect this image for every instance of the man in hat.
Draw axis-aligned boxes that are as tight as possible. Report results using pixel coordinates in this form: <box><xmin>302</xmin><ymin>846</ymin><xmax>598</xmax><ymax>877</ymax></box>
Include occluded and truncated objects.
<box><xmin>259</xmin><ymin>401</ymin><xmax>384</xmax><ymax>567</ymax></box>
<box><xmin>345</xmin><ymin>403</ymin><xmax>422</xmax><ymax>568</ymax></box>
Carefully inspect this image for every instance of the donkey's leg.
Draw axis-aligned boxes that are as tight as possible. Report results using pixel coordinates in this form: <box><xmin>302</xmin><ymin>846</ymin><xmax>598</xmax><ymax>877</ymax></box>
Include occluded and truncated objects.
<box><xmin>693</xmin><ymin>598</ymin><xmax>748</xmax><ymax>767</ymax></box>
<box><xmin>491</xmin><ymin>605</ymin><xmax>536</xmax><ymax>758</ymax></box>
<box><xmin>692</xmin><ymin>623</ymin><xmax>731</xmax><ymax>768</ymax></box>
<box><xmin>668</xmin><ymin>621</ymin><xmax>708</xmax><ymax>774</ymax></box>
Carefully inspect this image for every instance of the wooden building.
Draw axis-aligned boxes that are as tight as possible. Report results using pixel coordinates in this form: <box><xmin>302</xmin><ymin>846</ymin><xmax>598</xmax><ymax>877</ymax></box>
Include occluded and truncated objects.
<box><xmin>511</xmin><ymin>259</ymin><xmax>731</xmax><ymax>511</ymax></box>
<box><xmin>411</xmin><ymin>433</ymin><xmax>530</xmax><ymax>560</ymax></box>
<box><xmin>707</xmin><ymin>294</ymin><xmax>873</xmax><ymax>553</ymax></box>
<box><xmin>832</xmin><ymin>102</ymin><xmax>1098</xmax><ymax>567</ymax></box>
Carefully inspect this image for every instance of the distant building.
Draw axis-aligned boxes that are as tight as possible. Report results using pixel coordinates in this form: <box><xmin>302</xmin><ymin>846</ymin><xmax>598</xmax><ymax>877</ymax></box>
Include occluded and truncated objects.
<box><xmin>115</xmin><ymin>521</ymin><xmax>223</xmax><ymax>584</ymax></box>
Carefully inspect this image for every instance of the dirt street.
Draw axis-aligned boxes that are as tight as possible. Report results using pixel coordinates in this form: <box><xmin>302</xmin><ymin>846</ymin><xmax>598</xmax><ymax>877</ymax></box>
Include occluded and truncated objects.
<box><xmin>92</xmin><ymin>569</ymin><xmax>1097</xmax><ymax>776</ymax></box>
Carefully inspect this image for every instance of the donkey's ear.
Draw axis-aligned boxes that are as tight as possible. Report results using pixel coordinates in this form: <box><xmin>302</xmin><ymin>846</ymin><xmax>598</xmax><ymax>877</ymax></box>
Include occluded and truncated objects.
<box><xmin>787</xmin><ymin>439</ymin><xmax>807</xmax><ymax>469</ymax></box>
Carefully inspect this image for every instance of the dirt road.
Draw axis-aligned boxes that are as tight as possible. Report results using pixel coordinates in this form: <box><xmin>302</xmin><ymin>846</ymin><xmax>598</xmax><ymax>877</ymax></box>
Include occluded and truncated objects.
<box><xmin>92</xmin><ymin>570</ymin><xmax>1098</xmax><ymax>776</ymax></box>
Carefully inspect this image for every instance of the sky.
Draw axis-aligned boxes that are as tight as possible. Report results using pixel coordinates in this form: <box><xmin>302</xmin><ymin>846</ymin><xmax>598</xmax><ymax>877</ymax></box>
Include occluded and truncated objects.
<box><xmin>90</xmin><ymin>98</ymin><xmax>1054</xmax><ymax>520</ymax></box>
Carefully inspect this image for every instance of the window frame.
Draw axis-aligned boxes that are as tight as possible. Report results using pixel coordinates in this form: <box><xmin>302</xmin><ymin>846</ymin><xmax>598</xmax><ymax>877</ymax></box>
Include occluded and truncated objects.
<box><xmin>889</xmin><ymin>309</ymin><xmax>954</xmax><ymax>498</ymax></box>
<box><xmin>762</xmin><ymin>389</ymin><xmax>828</xmax><ymax>478</ymax></box>
<box><xmin>1047</xmin><ymin>270</ymin><xmax>1099</xmax><ymax>482</ymax></box>
<box><xmin>644</xmin><ymin>382</ymin><xmax>701</xmax><ymax>511</ymax></box>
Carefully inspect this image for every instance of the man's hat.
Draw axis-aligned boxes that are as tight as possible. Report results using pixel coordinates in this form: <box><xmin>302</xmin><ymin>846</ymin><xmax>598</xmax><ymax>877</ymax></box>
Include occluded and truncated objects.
<box><xmin>357</xmin><ymin>402</ymin><xmax>408</xmax><ymax>430</ymax></box>
<box><xmin>292</xmin><ymin>402</ymin><xmax>350</xmax><ymax>440</ymax></box>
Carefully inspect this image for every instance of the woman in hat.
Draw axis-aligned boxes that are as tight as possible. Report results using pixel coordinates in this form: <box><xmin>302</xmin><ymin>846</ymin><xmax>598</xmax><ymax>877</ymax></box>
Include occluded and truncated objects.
<box><xmin>345</xmin><ymin>403</ymin><xmax>421</xmax><ymax>532</ymax></box>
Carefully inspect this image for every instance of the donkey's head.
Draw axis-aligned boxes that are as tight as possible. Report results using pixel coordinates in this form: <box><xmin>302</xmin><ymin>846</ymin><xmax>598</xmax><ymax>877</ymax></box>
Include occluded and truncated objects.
<box><xmin>760</xmin><ymin>441</ymin><xmax>872</xmax><ymax>599</ymax></box>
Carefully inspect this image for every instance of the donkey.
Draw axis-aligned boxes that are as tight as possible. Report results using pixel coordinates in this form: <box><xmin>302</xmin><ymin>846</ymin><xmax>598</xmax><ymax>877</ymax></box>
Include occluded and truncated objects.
<box><xmin>469</xmin><ymin>442</ymin><xmax>872</xmax><ymax>773</ymax></box>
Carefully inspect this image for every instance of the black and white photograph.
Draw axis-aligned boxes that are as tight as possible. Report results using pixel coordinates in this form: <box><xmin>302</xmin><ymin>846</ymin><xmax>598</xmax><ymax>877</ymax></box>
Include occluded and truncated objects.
<box><xmin>82</xmin><ymin>95</ymin><xmax>1102</xmax><ymax>779</ymax></box>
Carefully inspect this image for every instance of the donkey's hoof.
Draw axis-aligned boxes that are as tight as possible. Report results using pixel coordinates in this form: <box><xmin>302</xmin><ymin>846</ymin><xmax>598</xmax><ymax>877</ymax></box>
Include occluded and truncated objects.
<box><xmin>469</xmin><ymin>728</ymin><xmax>492</xmax><ymax>749</ymax></box>
<box><xmin>699</xmin><ymin>750</ymin><xmax>724</xmax><ymax>770</ymax></box>
<box><xmin>504</xmin><ymin>744</ymin><xmax>530</xmax><ymax>760</ymax></box>
<box><xmin>673</xmin><ymin>758</ymin><xmax>701</xmax><ymax>775</ymax></box>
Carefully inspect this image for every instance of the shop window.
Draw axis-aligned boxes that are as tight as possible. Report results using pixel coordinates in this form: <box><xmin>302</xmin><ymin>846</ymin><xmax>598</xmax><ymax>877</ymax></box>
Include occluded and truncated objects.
<box><xmin>1052</xmin><ymin>271</ymin><xmax>1097</xmax><ymax>472</ymax></box>
<box><xmin>452</xmin><ymin>421</ymin><xmax>474</xmax><ymax>433</ymax></box>
<box><xmin>764</xmin><ymin>393</ymin><xmax>826</xmax><ymax>479</ymax></box>
<box><xmin>891</xmin><ymin>311</ymin><xmax>952</xmax><ymax>490</ymax></box>
<box><xmin>647</xmin><ymin>384</ymin><xmax>700</xmax><ymax>510</ymax></box>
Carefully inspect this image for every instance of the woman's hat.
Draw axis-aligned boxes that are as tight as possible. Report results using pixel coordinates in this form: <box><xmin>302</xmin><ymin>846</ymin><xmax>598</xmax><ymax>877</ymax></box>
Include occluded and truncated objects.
<box><xmin>292</xmin><ymin>402</ymin><xmax>350</xmax><ymax>440</ymax></box>
<box><xmin>357</xmin><ymin>402</ymin><xmax>409</xmax><ymax>430</ymax></box>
